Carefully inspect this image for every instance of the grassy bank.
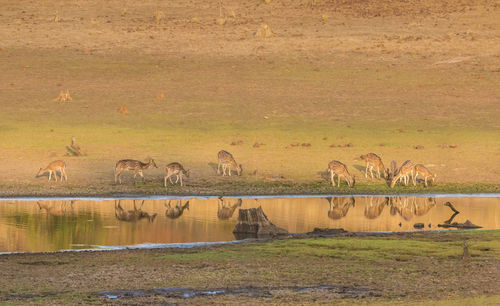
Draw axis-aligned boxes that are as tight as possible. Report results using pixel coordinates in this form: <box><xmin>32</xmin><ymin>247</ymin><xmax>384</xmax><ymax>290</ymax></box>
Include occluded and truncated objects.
<box><xmin>0</xmin><ymin>230</ymin><xmax>498</xmax><ymax>304</ymax></box>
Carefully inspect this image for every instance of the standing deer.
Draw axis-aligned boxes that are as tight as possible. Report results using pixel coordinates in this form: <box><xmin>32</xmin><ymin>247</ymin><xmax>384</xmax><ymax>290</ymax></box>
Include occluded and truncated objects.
<box><xmin>114</xmin><ymin>200</ymin><xmax>157</xmax><ymax>222</ymax></box>
<box><xmin>389</xmin><ymin>160</ymin><xmax>415</xmax><ymax>188</ymax></box>
<box><xmin>327</xmin><ymin>160</ymin><xmax>355</xmax><ymax>188</ymax></box>
<box><xmin>326</xmin><ymin>197</ymin><xmax>355</xmax><ymax>220</ymax></box>
<box><xmin>36</xmin><ymin>160</ymin><xmax>67</xmax><ymax>182</ymax></box>
<box><xmin>114</xmin><ymin>158</ymin><xmax>157</xmax><ymax>184</ymax></box>
<box><xmin>164</xmin><ymin>162</ymin><xmax>190</xmax><ymax>187</ymax></box>
<box><xmin>217</xmin><ymin>198</ymin><xmax>243</xmax><ymax>220</ymax></box>
<box><xmin>414</xmin><ymin>164</ymin><xmax>437</xmax><ymax>187</ymax></box>
<box><xmin>360</xmin><ymin>153</ymin><xmax>388</xmax><ymax>179</ymax></box>
<box><xmin>217</xmin><ymin>150</ymin><xmax>242</xmax><ymax>176</ymax></box>
<box><xmin>164</xmin><ymin>200</ymin><xmax>190</xmax><ymax>219</ymax></box>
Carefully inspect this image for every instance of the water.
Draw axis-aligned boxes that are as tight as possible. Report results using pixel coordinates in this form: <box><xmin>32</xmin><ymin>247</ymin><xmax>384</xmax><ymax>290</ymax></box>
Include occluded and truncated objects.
<box><xmin>0</xmin><ymin>195</ymin><xmax>498</xmax><ymax>253</ymax></box>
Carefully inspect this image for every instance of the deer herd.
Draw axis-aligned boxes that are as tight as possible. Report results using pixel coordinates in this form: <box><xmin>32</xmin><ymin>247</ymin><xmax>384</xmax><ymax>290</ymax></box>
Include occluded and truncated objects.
<box><xmin>36</xmin><ymin>150</ymin><xmax>436</xmax><ymax>189</ymax></box>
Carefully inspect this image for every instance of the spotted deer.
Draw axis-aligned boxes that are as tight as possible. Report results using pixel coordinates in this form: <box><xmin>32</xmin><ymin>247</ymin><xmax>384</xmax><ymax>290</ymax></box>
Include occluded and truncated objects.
<box><xmin>36</xmin><ymin>160</ymin><xmax>67</xmax><ymax>182</ymax></box>
<box><xmin>414</xmin><ymin>164</ymin><xmax>436</xmax><ymax>187</ymax></box>
<box><xmin>389</xmin><ymin>160</ymin><xmax>415</xmax><ymax>188</ymax></box>
<box><xmin>327</xmin><ymin>160</ymin><xmax>355</xmax><ymax>188</ymax></box>
<box><xmin>217</xmin><ymin>198</ymin><xmax>243</xmax><ymax>220</ymax></box>
<box><xmin>388</xmin><ymin>160</ymin><xmax>398</xmax><ymax>180</ymax></box>
<box><xmin>326</xmin><ymin>197</ymin><xmax>355</xmax><ymax>220</ymax></box>
<box><xmin>114</xmin><ymin>158</ymin><xmax>157</xmax><ymax>184</ymax></box>
<box><xmin>217</xmin><ymin>150</ymin><xmax>242</xmax><ymax>176</ymax></box>
<box><xmin>114</xmin><ymin>200</ymin><xmax>157</xmax><ymax>222</ymax></box>
<box><xmin>164</xmin><ymin>200</ymin><xmax>190</xmax><ymax>219</ymax></box>
<box><xmin>164</xmin><ymin>162</ymin><xmax>190</xmax><ymax>187</ymax></box>
<box><xmin>360</xmin><ymin>153</ymin><xmax>388</xmax><ymax>179</ymax></box>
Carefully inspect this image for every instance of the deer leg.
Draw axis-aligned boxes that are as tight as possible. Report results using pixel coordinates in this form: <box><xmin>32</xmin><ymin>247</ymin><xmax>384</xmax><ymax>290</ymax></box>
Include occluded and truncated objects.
<box><xmin>48</xmin><ymin>171</ymin><xmax>52</xmax><ymax>181</ymax></box>
<box><xmin>217</xmin><ymin>162</ymin><xmax>221</xmax><ymax>175</ymax></box>
<box><xmin>180</xmin><ymin>174</ymin><xmax>183</xmax><ymax>186</ymax></box>
<box><xmin>164</xmin><ymin>175</ymin><xmax>168</xmax><ymax>187</ymax></box>
<box><xmin>370</xmin><ymin>166</ymin><xmax>374</xmax><ymax>179</ymax></box>
<box><xmin>228</xmin><ymin>165</ymin><xmax>232</xmax><ymax>176</ymax></box>
<box><xmin>174</xmin><ymin>175</ymin><xmax>180</xmax><ymax>184</ymax></box>
<box><xmin>338</xmin><ymin>175</ymin><xmax>341</xmax><ymax>187</ymax></box>
<box><xmin>412</xmin><ymin>170</ymin><xmax>416</xmax><ymax>186</ymax></box>
<box><xmin>222</xmin><ymin>165</ymin><xmax>227</xmax><ymax>176</ymax></box>
<box><xmin>62</xmin><ymin>168</ymin><xmax>67</xmax><ymax>181</ymax></box>
<box><xmin>365</xmin><ymin>165</ymin><xmax>368</xmax><ymax>178</ymax></box>
<box><xmin>139</xmin><ymin>171</ymin><xmax>145</xmax><ymax>182</ymax></box>
<box><xmin>424</xmin><ymin>177</ymin><xmax>428</xmax><ymax>187</ymax></box>
<box><xmin>330</xmin><ymin>172</ymin><xmax>335</xmax><ymax>187</ymax></box>
<box><xmin>376</xmin><ymin>168</ymin><xmax>380</xmax><ymax>179</ymax></box>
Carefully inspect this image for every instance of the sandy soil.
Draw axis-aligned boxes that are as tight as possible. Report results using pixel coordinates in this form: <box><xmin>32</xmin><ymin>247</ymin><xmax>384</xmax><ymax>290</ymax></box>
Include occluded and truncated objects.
<box><xmin>0</xmin><ymin>0</ymin><xmax>499</xmax><ymax>195</ymax></box>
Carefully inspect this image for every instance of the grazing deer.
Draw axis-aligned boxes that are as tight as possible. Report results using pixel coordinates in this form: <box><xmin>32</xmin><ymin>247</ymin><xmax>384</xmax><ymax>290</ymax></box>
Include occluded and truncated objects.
<box><xmin>388</xmin><ymin>160</ymin><xmax>398</xmax><ymax>180</ymax></box>
<box><xmin>217</xmin><ymin>198</ymin><xmax>243</xmax><ymax>220</ymax></box>
<box><xmin>114</xmin><ymin>200</ymin><xmax>157</xmax><ymax>222</ymax></box>
<box><xmin>164</xmin><ymin>200</ymin><xmax>190</xmax><ymax>219</ymax></box>
<box><xmin>414</xmin><ymin>164</ymin><xmax>437</xmax><ymax>187</ymax></box>
<box><xmin>364</xmin><ymin>197</ymin><xmax>388</xmax><ymax>219</ymax></box>
<box><xmin>389</xmin><ymin>160</ymin><xmax>415</xmax><ymax>188</ymax></box>
<box><xmin>327</xmin><ymin>160</ymin><xmax>355</xmax><ymax>187</ymax></box>
<box><xmin>360</xmin><ymin>153</ymin><xmax>388</xmax><ymax>179</ymax></box>
<box><xmin>164</xmin><ymin>162</ymin><xmax>190</xmax><ymax>187</ymax></box>
<box><xmin>37</xmin><ymin>200</ymin><xmax>74</xmax><ymax>216</ymax></box>
<box><xmin>217</xmin><ymin>150</ymin><xmax>242</xmax><ymax>176</ymax></box>
<box><xmin>114</xmin><ymin>158</ymin><xmax>157</xmax><ymax>184</ymax></box>
<box><xmin>36</xmin><ymin>160</ymin><xmax>67</xmax><ymax>182</ymax></box>
<box><xmin>326</xmin><ymin>197</ymin><xmax>355</xmax><ymax>220</ymax></box>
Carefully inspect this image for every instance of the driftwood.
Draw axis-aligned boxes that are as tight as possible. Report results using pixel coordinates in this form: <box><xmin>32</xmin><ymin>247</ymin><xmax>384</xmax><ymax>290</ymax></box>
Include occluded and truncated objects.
<box><xmin>233</xmin><ymin>206</ymin><xmax>288</xmax><ymax>239</ymax></box>
<box><xmin>438</xmin><ymin>220</ymin><xmax>482</xmax><ymax>229</ymax></box>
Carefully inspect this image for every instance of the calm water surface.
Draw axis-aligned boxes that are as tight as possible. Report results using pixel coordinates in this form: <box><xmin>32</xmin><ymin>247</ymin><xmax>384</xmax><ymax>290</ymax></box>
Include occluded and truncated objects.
<box><xmin>0</xmin><ymin>196</ymin><xmax>498</xmax><ymax>253</ymax></box>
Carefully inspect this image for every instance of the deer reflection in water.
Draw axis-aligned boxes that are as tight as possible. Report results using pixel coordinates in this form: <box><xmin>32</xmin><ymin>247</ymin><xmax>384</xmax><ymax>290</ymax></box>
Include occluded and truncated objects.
<box><xmin>37</xmin><ymin>200</ymin><xmax>75</xmax><ymax>216</ymax></box>
<box><xmin>164</xmin><ymin>200</ymin><xmax>190</xmax><ymax>219</ymax></box>
<box><xmin>326</xmin><ymin>197</ymin><xmax>355</xmax><ymax>220</ymax></box>
<box><xmin>389</xmin><ymin>197</ymin><xmax>436</xmax><ymax>221</ymax></box>
<box><xmin>217</xmin><ymin>197</ymin><xmax>243</xmax><ymax>220</ymax></box>
<box><xmin>364</xmin><ymin>197</ymin><xmax>388</xmax><ymax>219</ymax></box>
<box><xmin>114</xmin><ymin>200</ymin><xmax>157</xmax><ymax>222</ymax></box>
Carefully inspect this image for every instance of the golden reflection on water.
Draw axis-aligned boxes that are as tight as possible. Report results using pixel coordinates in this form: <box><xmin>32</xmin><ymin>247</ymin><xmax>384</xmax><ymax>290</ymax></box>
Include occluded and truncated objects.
<box><xmin>0</xmin><ymin>196</ymin><xmax>498</xmax><ymax>252</ymax></box>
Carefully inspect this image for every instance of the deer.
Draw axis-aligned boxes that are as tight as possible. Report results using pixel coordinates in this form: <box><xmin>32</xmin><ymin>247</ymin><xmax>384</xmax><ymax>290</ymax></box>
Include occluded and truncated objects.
<box><xmin>327</xmin><ymin>160</ymin><xmax>355</xmax><ymax>188</ymax></box>
<box><xmin>164</xmin><ymin>162</ymin><xmax>190</xmax><ymax>187</ymax></box>
<box><xmin>164</xmin><ymin>200</ymin><xmax>190</xmax><ymax>219</ymax></box>
<box><xmin>217</xmin><ymin>150</ymin><xmax>242</xmax><ymax>176</ymax></box>
<box><xmin>37</xmin><ymin>200</ymin><xmax>74</xmax><ymax>216</ymax></box>
<box><xmin>364</xmin><ymin>197</ymin><xmax>388</xmax><ymax>219</ymax></box>
<box><xmin>326</xmin><ymin>197</ymin><xmax>355</xmax><ymax>220</ymax></box>
<box><xmin>114</xmin><ymin>158</ymin><xmax>157</xmax><ymax>184</ymax></box>
<box><xmin>388</xmin><ymin>160</ymin><xmax>398</xmax><ymax>181</ymax></box>
<box><xmin>36</xmin><ymin>160</ymin><xmax>67</xmax><ymax>182</ymax></box>
<box><xmin>217</xmin><ymin>197</ymin><xmax>243</xmax><ymax>220</ymax></box>
<box><xmin>114</xmin><ymin>200</ymin><xmax>157</xmax><ymax>222</ymax></box>
<box><xmin>414</xmin><ymin>164</ymin><xmax>437</xmax><ymax>187</ymax></box>
<box><xmin>359</xmin><ymin>153</ymin><xmax>388</xmax><ymax>179</ymax></box>
<box><xmin>389</xmin><ymin>160</ymin><xmax>415</xmax><ymax>188</ymax></box>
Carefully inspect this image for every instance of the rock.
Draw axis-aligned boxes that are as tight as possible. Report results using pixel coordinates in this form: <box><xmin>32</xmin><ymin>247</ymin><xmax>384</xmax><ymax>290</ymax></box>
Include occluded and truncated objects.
<box><xmin>330</xmin><ymin>144</ymin><xmax>336</xmax><ymax>148</ymax></box>
<box><xmin>231</xmin><ymin>140</ymin><xmax>243</xmax><ymax>146</ymax></box>
<box><xmin>307</xmin><ymin>228</ymin><xmax>348</xmax><ymax>236</ymax></box>
<box><xmin>339</xmin><ymin>143</ymin><xmax>346</xmax><ymax>148</ymax></box>
<box><xmin>322</xmin><ymin>137</ymin><xmax>328</xmax><ymax>140</ymax></box>
<box><xmin>449</xmin><ymin>144</ymin><xmax>458</xmax><ymax>148</ymax></box>
<box><xmin>346</xmin><ymin>142</ymin><xmax>353</xmax><ymax>147</ymax></box>
<box><xmin>291</xmin><ymin>142</ymin><xmax>300</xmax><ymax>147</ymax></box>
<box><xmin>233</xmin><ymin>206</ymin><xmax>288</xmax><ymax>239</ymax></box>
<box><xmin>253</xmin><ymin>142</ymin><xmax>260</xmax><ymax>148</ymax></box>
<box><xmin>301</xmin><ymin>143</ymin><xmax>311</xmax><ymax>147</ymax></box>
<box><xmin>414</xmin><ymin>145</ymin><xmax>424</xmax><ymax>150</ymax></box>
<box><xmin>413</xmin><ymin>223</ymin><xmax>425</xmax><ymax>229</ymax></box>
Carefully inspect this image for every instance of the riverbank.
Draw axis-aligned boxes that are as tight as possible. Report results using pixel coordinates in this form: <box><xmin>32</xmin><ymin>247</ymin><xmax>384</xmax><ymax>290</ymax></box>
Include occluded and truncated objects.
<box><xmin>0</xmin><ymin>230</ymin><xmax>498</xmax><ymax>304</ymax></box>
<box><xmin>0</xmin><ymin>181</ymin><xmax>499</xmax><ymax>198</ymax></box>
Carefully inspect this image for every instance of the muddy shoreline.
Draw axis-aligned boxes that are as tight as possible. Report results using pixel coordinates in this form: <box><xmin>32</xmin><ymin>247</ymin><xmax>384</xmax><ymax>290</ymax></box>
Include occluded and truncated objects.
<box><xmin>0</xmin><ymin>182</ymin><xmax>498</xmax><ymax>199</ymax></box>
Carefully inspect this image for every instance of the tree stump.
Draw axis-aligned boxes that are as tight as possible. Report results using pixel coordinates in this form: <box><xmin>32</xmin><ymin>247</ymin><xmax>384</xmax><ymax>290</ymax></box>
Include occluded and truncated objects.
<box><xmin>233</xmin><ymin>206</ymin><xmax>288</xmax><ymax>239</ymax></box>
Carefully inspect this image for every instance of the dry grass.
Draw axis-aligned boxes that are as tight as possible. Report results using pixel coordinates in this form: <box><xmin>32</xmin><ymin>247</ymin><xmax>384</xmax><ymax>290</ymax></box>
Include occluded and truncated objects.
<box><xmin>0</xmin><ymin>0</ymin><xmax>498</xmax><ymax>194</ymax></box>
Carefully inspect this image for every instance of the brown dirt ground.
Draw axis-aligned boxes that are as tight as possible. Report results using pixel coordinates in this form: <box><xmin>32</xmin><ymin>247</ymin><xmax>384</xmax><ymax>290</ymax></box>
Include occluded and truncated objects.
<box><xmin>0</xmin><ymin>231</ymin><xmax>498</xmax><ymax>304</ymax></box>
<box><xmin>0</xmin><ymin>0</ymin><xmax>499</xmax><ymax>195</ymax></box>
